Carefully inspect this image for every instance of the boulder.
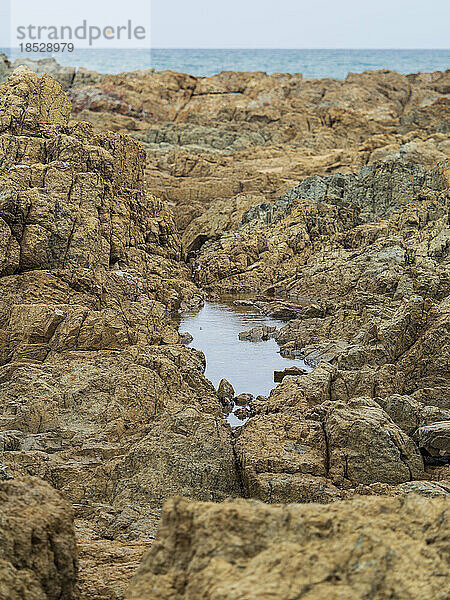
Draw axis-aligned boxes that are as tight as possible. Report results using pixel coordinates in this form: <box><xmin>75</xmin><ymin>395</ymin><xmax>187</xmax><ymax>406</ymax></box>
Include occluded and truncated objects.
<box><xmin>0</xmin><ymin>476</ymin><xmax>77</xmax><ymax>600</ymax></box>
<box><xmin>234</xmin><ymin>393</ymin><xmax>253</xmax><ymax>406</ymax></box>
<box><xmin>128</xmin><ymin>495</ymin><xmax>450</xmax><ymax>600</ymax></box>
<box><xmin>413</xmin><ymin>422</ymin><xmax>450</xmax><ymax>457</ymax></box>
<box><xmin>321</xmin><ymin>398</ymin><xmax>425</xmax><ymax>485</ymax></box>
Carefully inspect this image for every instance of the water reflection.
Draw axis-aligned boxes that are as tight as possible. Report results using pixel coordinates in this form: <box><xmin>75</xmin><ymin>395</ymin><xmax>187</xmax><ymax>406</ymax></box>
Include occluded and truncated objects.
<box><xmin>178</xmin><ymin>300</ymin><xmax>310</xmax><ymax>426</ymax></box>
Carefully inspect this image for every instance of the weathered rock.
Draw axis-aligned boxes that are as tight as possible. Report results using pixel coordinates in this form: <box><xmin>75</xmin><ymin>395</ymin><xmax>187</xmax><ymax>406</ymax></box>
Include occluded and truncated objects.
<box><xmin>234</xmin><ymin>411</ymin><xmax>330</xmax><ymax>502</ymax></box>
<box><xmin>182</xmin><ymin>194</ymin><xmax>265</xmax><ymax>255</ymax></box>
<box><xmin>179</xmin><ymin>331</ymin><xmax>193</xmax><ymax>344</ymax></box>
<box><xmin>413</xmin><ymin>422</ymin><xmax>450</xmax><ymax>457</ymax></box>
<box><xmin>376</xmin><ymin>394</ymin><xmax>450</xmax><ymax>435</ymax></box>
<box><xmin>238</xmin><ymin>325</ymin><xmax>276</xmax><ymax>341</ymax></box>
<box><xmin>0</xmin><ymin>476</ymin><xmax>77</xmax><ymax>600</ymax></box>
<box><xmin>0</xmin><ymin>59</ymin><xmax>449</xmax><ymax>598</ymax></box>
<box><xmin>111</xmin><ymin>410</ymin><xmax>241</xmax><ymax>516</ymax></box>
<box><xmin>11</xmin><ymin>58</ymin><xmax>76</xmax><ymax>91</ymax></box>
<box><xmin>0</xmin><ymin>54</ymin><xmax>11</xmax><ymax>84</ymax></box>
<box><xmin>128</xmin><ymin>495</ymin><xmax>450</xmax><ymax>600</ymax></box>
<box><xmin>234</xmin><ymin>393</ymin><xmax>253</xmax><ymax>406</ymax></box>
<box><xmin>273</xmin><ymin>365</ymin><xmax>307</xmax><ymax>383</ymax></box>
<box><xmin>0</xmin><ymin>67</ymin><xmax>237</xmax><ymax>599</ymax></box>
<box><xmin>77</xmin><ymin>538</ymin><xmax>151</xmax><ymax>600</ymax></box>
<box><xmin>217</xmin><ymin>378</ymin><xmax>235</xmax><ymax>404</ymax></box>
<box><xmin>320</xmin><ymin>398</ymin><xmax>425</xmax><ymax>485</ymax></box>
<box><xmin>393</xmin><ymin>480</ymin><xmax>450</xmax><ymax>498</ymax></box>
<box><xmin>8</xmin><ymin>60</ymin><xmax>442</xmax><ymax>237</ymax></box>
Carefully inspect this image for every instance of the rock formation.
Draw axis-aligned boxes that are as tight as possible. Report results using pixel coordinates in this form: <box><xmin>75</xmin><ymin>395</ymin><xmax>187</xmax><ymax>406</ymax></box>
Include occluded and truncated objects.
<box><xmin>0</xmin><ymin>476</ymin><xmax>77</xmax><ymax>600</ymax></box>
<box><xmin>0</xmin><ymin>67</ymin><xmax>240</xmax><ymax>598</ymax></box>
<box><xmin>4</xmin><ymin>57</ymin><xmax>448</xmax><ymax>233</ymax></box>
<box><xmin>128</xmin><ymin>495</ymin><xmax>450</xmax><ymax>600</ymax></box>
<box><xmin>0</xmin><ymin>60</ymin><xmax>448</xmax><ymax>599</ymax></box>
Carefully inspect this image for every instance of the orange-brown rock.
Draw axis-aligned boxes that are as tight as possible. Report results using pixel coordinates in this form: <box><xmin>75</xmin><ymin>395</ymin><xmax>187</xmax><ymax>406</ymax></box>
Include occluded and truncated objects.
<box><xmin>0</xmin><ymin>67</ymin><xmax>239</xmax><ymax>599</ymax></box>
<box><xmin>0</xmin><ymin>476</ymin><xmax>77</xmax><ymax>600</ymax></box>
<box><xmin>128</xmin><ymin>495</ymin><xmax>450</xmax><ymax>600</ymax></box>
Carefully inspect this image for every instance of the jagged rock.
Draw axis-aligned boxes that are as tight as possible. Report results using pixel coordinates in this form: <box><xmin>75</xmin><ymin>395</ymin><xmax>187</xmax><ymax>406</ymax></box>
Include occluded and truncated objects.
<box><xmin>128</xmin><ymin>495</ymin><xmax>450</xmax><ymax>600</ymax></box>
<box><xmin>319</xmin><ymin>398</ymin><xmax>425</xmax><ymax>485</ymax></box>
<box><xmin>217</xmin><ymin>378</ymin><xmax>235</xmax><ymax>404</ymax></box>
<box><xmin>376</xmin><ymin>394</ymin><xmax>450</xmax><ymax>435</ymax></box>
<box><xmin>273</xmin><ymin>365</ymin><xmax>307</xmax><ymax>383</ymax></box>
<box><xmin>397</xmin><ymin>296</ymin><xmax>450</xmax><ymax>410</ymax></box>
<box><xmin>138</xmin><ymin>122</ymin><xmax>272</xmax><ymax>154</ymax></box>
<box><xmin>193</xmin><ymin>157</ymin><xmax>449</xmax><ymax>410</ymax></box>
<box><xmin>235</xmin><ymin>396</ymin><xmax>424</xmax><ymax>500</ymax></box>
<box><xmin>0</xmin><ymin>54</ymin><xmax>11</xmax><ymax>84</ymax></box>
<box><xmin>233</xmin><ymin>406</ymin><xmax>252</xmax><ymax>422</ymax></box>
<box><xmin>0</xmin><ymin>66</ymin><xmax>237</xmax><ymax>585</ymax></box>
<box><xmin>413</xmin><ymin>422</ymin><xmax>450</xmax><ymax>457</ymax></box>
<box><xmin>400</xmin><ymin>97</ymin><xmax>450</xmax><ymax>134</ymax></box>
<box><xmin>11</xmin><ymin>58</ymin><xmax>76</xmax><ymax>91</ymax></box>
<box><xmin>111</xmin><ymin>410</ymin><xmax>242</xmax><ymax>521</ymax></box>
<box><xmin>76</xmin><ymin>538</ymin><xmax>151</xmax><ymax>600</ymax></box>
<box><xmin>234</xmin><ymin>411</ymin><xmax>334</xmax><ymax>502</ymax></box>
<box><xmin>182</xmin><ymin>194</ymin><xmax>265</xmax><ymax>256</ymax></box>
<box><xmin>234</xmin><ymin>393</ymin><xmax>253</xmax><ymax>406</ymax></box>
<box><xmin>393</xmin><ymin>480</ymin><xmax>450</xmax><ymax>497</ymax></box>
<box><xmin>179</xmin><ymin>331</ymin><xmax>193</xmax><ymax>344</ymax></box>
<box><xmin>0</xmin><ymin>476</ymin><xmax>77</xmax><ymax>600</ymax></box>
<box><xmin>0</xmin><ymin>66</ymin><xmax>71</xmax><ymax>137</ymax></box>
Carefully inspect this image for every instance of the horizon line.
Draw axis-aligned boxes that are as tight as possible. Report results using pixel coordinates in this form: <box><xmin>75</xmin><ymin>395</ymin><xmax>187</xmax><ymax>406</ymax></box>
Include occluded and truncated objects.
<box><xmin>2</xmin><ymin>46</ymin><xmax>450</xmax><ymax>51</ymax></box>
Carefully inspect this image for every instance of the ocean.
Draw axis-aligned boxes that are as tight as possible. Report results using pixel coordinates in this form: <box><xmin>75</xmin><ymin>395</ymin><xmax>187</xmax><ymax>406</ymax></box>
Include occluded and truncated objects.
<box><xmin>1</xmin><ymin>48</ymin><xmax>449</xmax><ymax>79</ymax></box>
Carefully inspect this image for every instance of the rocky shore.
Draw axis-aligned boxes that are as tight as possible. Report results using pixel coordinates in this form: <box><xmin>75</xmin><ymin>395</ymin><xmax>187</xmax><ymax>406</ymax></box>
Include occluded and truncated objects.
<box><xmin>0</xmin><ymin>58</ymin><xmax>449</xmax><ymax>599</ymax></box>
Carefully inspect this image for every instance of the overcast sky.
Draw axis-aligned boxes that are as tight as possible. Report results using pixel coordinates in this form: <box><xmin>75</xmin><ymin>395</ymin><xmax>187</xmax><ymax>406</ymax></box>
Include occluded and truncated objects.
<box><xmin>1</xmin><ymin>0</ymin><xmax>449</xmax><ymax>48</ymax></box>
<box><xmin>151</xmin><ymin>0</ymin><xmax>450</xmax><ymax>48</ymax></box>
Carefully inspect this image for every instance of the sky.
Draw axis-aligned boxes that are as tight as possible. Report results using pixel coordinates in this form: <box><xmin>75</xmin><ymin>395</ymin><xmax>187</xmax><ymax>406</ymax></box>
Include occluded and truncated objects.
<box><xmin>0</xmin><ymin>0</ymin><xmax>449</xmax><ymax>49</ymax></box>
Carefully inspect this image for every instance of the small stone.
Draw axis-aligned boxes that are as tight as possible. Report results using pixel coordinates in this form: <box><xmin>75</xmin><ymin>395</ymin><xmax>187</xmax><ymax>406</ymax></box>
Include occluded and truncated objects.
<box><xmin>235</xmin><ymin>393</ymin><xmax>254</xmax><ymax>406</ymax></box>
<box><xmin>238</xmin><ymin>325</ymin><xmax>277</xmax><ymax>342</ymax></box>
<box><xmin>218</xmin><ymin>378</ymin><xmax>235</xmax><ymax>404</ymax></box>
<box><xmin>274</xmin><ymin>366</ymin><xmax>308</xmax><ymax>383</ymax></box>
<box><xmin>179</xmin><ymin>331</ymin><xmax>194</xmax><ymax>344</ymax></box>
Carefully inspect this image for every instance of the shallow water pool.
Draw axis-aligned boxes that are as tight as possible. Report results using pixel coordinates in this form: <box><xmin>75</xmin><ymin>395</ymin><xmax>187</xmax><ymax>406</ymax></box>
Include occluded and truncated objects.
<box><xmin>178</xmin><ymin>300</ymin><xmax>310</xmax><ymax>425</ymax></box>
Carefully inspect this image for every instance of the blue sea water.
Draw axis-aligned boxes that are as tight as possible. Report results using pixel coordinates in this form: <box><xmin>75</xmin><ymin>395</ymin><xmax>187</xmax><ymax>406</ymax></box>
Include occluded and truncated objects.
<box><xmin>1</xmin><ymin>48</ymin><xmax>449</xmax><ymax>79</ymax></box>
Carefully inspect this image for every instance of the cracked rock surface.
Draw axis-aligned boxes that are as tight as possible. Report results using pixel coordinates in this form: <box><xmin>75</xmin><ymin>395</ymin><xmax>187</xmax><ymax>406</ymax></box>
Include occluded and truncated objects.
<box><xmin>0</xmin><ymin>61</ymin><xmax>449</xmax><ymax>599</ymax></box>
<box><xmin>128</xmin><ymin>495</ymin><xmax>450</xmax><ymax>600</ymax></box>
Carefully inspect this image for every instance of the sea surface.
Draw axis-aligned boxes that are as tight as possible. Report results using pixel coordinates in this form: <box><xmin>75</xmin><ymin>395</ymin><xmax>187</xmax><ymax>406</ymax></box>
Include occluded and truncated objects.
<box><xmin>2</xmin><ymin>48</ymin><xmax>449</xmax><ymax>78</ymax></box>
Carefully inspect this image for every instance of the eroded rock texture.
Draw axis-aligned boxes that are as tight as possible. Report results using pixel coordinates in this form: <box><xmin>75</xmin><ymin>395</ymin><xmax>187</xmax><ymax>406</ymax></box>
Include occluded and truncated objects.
<box><xmin>0</xmin><ymin>67</ymin><xmax>240</xmax><ymax>598</ymax></box>
<box><xmin>128</xmin><ymin>495</ymin><xmax>450</xmax><ymax>600</ymax></box>
<box><xmin>4</xmin><ymin>57</ymin><xmax>446</xmax><ymax>233</ymax></box>
<box><xmin>60</xmin><ymin>67</ymin><xmax>450</xmax><ymax>232</ymax></box>
<box><xmin>0</xmin><ymin>60</ymin><xmax>448</xmax><ymax>600</ymax></box>
<box><xmin>0</xmin><ymin>476</ymin><xmax>77</xmax><ymax>600</ymax></box>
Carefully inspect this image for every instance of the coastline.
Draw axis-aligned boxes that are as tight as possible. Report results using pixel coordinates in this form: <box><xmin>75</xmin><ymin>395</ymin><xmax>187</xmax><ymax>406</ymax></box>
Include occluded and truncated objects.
<box><xmin>0</xmin><ymin>56</ymin><xmax>449</xmax><ymax>600</ymax></box>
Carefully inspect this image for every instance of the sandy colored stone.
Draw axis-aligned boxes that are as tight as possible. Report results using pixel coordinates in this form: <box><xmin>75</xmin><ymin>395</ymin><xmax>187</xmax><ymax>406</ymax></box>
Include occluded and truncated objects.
<box><xmin>128</xmin><ymin>495</ymin><xmax>450</xmax><ymax>600</ymax></box>
<box><xmin>321</xmin><ymin>398</ymin><xmax>425</xmax><ymax>485</ymax></box>
<box><xmin>0</xmin><ymin>476</ymin><xmax>77</xmax><ymax>600</ymax></box>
